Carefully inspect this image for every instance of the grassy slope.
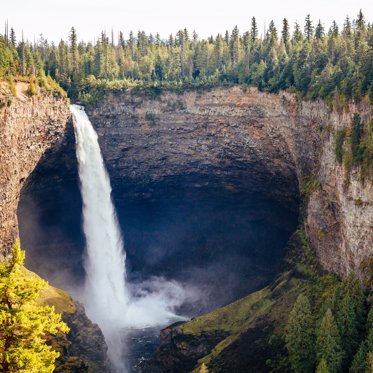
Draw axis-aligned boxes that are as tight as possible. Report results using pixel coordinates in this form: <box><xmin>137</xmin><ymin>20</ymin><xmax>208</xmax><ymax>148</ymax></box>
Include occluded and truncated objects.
<box><xmin>22</xmin><ymin>267</ymin><xmax>76</xmax><ymax>314</ymax></box>
<box><xmin>169</xmin><ymin>230</ymin><xmax>323</xmax><ymax>373</ymax></box>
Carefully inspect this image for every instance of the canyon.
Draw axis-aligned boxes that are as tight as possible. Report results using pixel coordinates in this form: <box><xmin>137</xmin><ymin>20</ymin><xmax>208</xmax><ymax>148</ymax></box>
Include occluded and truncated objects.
<box><xmin>1</xmin><ymin>84</ymin><xmax>373</xmax><ymax>372</ymax></box>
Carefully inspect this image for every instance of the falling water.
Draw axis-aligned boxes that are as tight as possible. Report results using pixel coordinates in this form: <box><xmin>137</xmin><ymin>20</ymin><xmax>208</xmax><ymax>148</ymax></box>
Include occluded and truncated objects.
<box><xmin>71</xmin><ymin>105</ymin><xmax>128</xmax><ymax>372</ymax></box>
<box><xmin>71</xmin><ymin>104</ymin><xmax>193</xmax><ymax>372</ymax></box>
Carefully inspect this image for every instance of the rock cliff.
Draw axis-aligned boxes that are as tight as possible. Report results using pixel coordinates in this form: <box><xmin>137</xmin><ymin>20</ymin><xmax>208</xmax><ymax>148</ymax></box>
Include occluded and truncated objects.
<box><xmin>85</xmin><ymin>86</ymin><xmax>373</xmax><ymax>278</ymax></box>
<box><xmin>3</xmin><ymin>84</ymin><xmax>373</xmax><ymax>372</ymax></box>
<box><xmin>0</xmin><ymin>84</ymin><xmax>70</xmax><ymax>257</ymax></box>
<box><xmin>0</xmin><ymin>85</ymin><xmax>110</xmax><ymax>373</ymax></box>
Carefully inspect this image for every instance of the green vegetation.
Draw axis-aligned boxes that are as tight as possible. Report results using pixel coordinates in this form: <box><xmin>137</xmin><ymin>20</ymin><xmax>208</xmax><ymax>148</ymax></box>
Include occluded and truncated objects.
<box><xmin>301</xmin><ymin>175</ymin><xmax>321</xmax><ymax>195</ymax></box>
<box><xmin>335</xmin><ymin>128</ymin><xmax>347</xmax><ymax>164</ymax></box>
<box><xmin>284</xmin><ymin>272</ymin><xmax>372</xmax><ymax>373</ymax></box>
<box><xmin>0</xmin><ymin>240</ymin><xmax>69</xmax><ymax>373</ymax></box>
<box><xmin>27</xmin><ymin>81</ymin><xmax>37</xmax><ymax>96</ymax></box>
<box><xmin>0</xmin><ymin>11</ymin><xmax>373</xmax><ymax>105</ymax></box>
<box><xmin>285</xmin><ymin>294</ymin><xmax>315</xmax><ymax>372</ymax></box>
<box><xmin>178</xmin><ymin>230</ymin><xmax>373</xmax><ymax>373</ymax></box>
<box><xmin>334</xmin><ymin>113</ymin><xmax>373</xmax><ymax>180</ymax></box>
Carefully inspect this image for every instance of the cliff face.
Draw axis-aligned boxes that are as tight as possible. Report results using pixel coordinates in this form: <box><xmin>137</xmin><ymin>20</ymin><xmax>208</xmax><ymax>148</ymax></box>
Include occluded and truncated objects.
<box><xmin>0</xmin><ymin>86</ymin><xmax>110</xmax><ymax>373</ymax></box>
<box><xmin>0</xmin><ymin>85</ymin><xmax>70</xmax><ymax>257</ymax></box>
<box><xmin>86</xmin><ymin>87</ymin><xmax>304</xmax><ymax>210</ymax></box>
<box><xmin>305</xmin><ymin>102</ymin><xmax>373</xmax><ymax>276</ymax></box>
<box><xmin>86</xmin><ymin>86</ymin><xmax>373</xmax><ymax>278</ymax></box>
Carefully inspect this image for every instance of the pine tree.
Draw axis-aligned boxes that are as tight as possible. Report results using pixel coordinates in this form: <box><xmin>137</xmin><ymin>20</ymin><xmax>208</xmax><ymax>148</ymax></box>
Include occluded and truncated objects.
<box><xmin>9</xmin><ymin>28</ymin><xmax>16</xmax><ymax>47</ymax></box>
<box><xmin>69</xmin><ymin>27</ymin><xmax>78</xmax><ymax>71</ymax></box>
<box><xmin>251</xmin><ymin>17</ymin><xmax>258</xmax><ymax>43</ymax></box>
<box><xmin>282</xmin><ymin>19</ymin><xmax>290</xmax><ymax>48</ymax></box>
<box><xmin>285</xmin><ymin>294</ymin><xmax>315</xmax><ymax>373</ymax></box>
<box><xmin>336</xmin><ymin>294</ymin><xmax>359</xmax><ymax>365</ymax></box>
<box><xmin>293</xmin><ymin>22</ymin><xmax>303</xmax><ymax>43</ymax></box>
<box><xmin>229</xmin><ymin>26</ymin><xmax>240</xmax><ymax>66</ymax></box>
<box><xmin>317</xmin><ymin>359</ymin><xmax>331</xmax><ymax>373</ymax></box>
<box><xmin>315</xmin><ymin>21</ymin><xmax>325</xmax><ymax>39</ymax></box>
<box><xmin>343</xmin><ymin>17</ymin><xmax>352</xmax><ymax>37</ymax></box>
<box><xmin>356</xmin><ymin>10</ymin><xmax>365</xmax><ymax>33</ymax></box>
<box><xmin>349</xmin><ymin>341</ymin><xmax>368</xmax><ymax>373</ymax></box>
<box><xmin>351</xmin><ymin>113</ymin><xmax>364</xmax><ymax>163</ymax></box>
<box><xmin>304</xmin><ymin>15</ymin><xmax>314</xmax><ymax>41</ymax></box>
<box><xmin>268</xmin><ymin>20</ymin><xmax>278</xmax><ymax>47</ymax></box>
<box><xmin>316</xmin><ymin>309</ymin><xmax>344</xmax><ymax>373</ymax></box>
<box><xmin>0</xmin><ymin>240</ymin><xmax>69</xmax><ymax>373</ymax></box>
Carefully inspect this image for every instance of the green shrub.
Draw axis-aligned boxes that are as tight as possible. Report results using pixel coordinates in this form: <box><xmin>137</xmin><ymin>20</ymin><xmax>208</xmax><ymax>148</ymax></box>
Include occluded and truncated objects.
<box><xmin>301</xmin><ymin>176</ymin><xmax>321</xmax><ymax>195</ymax></box>
<box><xmin>335</xmin><ymin>129</ymin><xmax>347</xmax><ymax>163</ymax></box>
<box><xmin>6</xmin><ymin>75</ymin><xmax>16</xmax><ymax>96</ymax></box>
<box><xmin>351</xmin><ymin>113</ymin><xmax>363</xmax><ymax>163</ymax></box>
<box><xmin>27</xmin><ymin>81</ymin><xmax>37</xmax><ymax>96</ymax></box>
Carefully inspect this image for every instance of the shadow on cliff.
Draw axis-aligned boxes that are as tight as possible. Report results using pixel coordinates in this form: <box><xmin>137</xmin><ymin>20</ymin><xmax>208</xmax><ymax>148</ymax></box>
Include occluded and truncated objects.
<box><xmin>17</xmin><ymin>118</ymin><xmax>299</xmax><ymax>315</ymax></box>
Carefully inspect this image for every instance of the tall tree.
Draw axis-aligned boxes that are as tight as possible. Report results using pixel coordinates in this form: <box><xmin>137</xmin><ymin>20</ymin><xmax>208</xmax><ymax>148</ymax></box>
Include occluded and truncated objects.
<box><xmin>285</xmin><ymin>294</ymin><xmax>315</xmax><ymax>373</ymax></box>
<box><xmin>0</xmin><ymin>240</ymin><xmax>69</xmax><ymax>372</ymax></box>
<box><xmin>251</xmin><ymin>17</ymin><xmax>258</xmax><ymax>43</ymax></box>
<box><xmin>282</xmin><ymin>18</ymin><xmax>290</xmax><ymax>48</ymax></box>
<box><xmin>304</xmin><ymin>15</ymin><xmax>314</xmax><ymax>41</ymax></box>
<box><xmin>316</xmin><ymin>309</ymin><xmax>344</xmax><ymax>373</ymax></box>
<box><xmin>315</xmin><ymin>21</ymin><xmax>325</xmax><ymax>39</ymax></box>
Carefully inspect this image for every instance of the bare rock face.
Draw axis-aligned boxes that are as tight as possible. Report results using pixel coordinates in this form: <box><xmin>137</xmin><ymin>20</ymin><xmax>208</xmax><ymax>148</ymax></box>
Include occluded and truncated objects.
<box><xmin>0</xmin><ymin>89</ymin><xmax>70</xmax><ymax>257</ymax></box>
<box><xmin>86</xmin><ymin>87</ymin><xmax>304</xmax><ymax>211</ymax></box>
<box><xmin>86</xmin><ymin>87</ymin><xmax>373</xmax><ymax>278</ymax></box>
<box><xmin>305</xmin><ymin>102</ymin><xmax>373</xmax><ymax>276</ymax></box>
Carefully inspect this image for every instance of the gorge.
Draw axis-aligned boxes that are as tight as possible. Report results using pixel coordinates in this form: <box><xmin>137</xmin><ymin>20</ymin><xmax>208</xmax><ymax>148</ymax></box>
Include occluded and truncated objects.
<box><xmin>1</xmin><ymin>84</ymin><xmax>373</xmax><ymax>372</ymax></box>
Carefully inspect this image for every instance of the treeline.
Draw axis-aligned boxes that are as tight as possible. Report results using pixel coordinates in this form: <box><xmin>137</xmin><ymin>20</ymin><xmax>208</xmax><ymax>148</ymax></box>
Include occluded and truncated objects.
<box><xmin>0</xmin><ymin>11</ymin><xmax>373</xmax><ymax>104</ymax></box>
<box><xmin>285</xmin><ymin>273</ymin><xmax>373</xmax><ymax>373</ymax></box>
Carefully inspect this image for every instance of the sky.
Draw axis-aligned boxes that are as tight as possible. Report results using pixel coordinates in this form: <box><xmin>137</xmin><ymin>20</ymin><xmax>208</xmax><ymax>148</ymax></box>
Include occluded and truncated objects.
<box><xmin>1</xmin><ymin>0</ymin><xmax>373</xmax><ymax>43</ymax></box>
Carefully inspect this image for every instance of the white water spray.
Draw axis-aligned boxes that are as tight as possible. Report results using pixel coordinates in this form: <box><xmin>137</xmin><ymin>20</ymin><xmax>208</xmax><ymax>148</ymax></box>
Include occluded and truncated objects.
<box><xmin>71</xmin><ymin>105</ymin><xmax>192</xmax><ymax>372</ymax></box>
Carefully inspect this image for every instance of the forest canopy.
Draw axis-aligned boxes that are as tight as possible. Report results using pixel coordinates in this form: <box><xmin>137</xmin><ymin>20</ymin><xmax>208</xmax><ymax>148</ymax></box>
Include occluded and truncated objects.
<box><xmin>0</xmin><ymin>10</ymin><xmax>372</xmax><ymax>105</ymax></box>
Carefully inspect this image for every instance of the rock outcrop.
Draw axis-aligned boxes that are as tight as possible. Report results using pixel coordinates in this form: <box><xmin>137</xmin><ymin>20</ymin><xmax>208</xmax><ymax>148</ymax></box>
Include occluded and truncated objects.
<box><xmin>37</xmin><ymin>275</ymin><xmax>110</xmax><ymax>373</ymax></box>
<box><xmin>0</xmin><ymin>85</ymin><xmax>70</xmax><ymax>257</ymax></box>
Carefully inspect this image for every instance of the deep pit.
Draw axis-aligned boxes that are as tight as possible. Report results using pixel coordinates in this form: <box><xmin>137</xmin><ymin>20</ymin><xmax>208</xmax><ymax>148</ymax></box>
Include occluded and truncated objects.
<box><xmin>17</xmin><ymin>95</ymin><xmax>300</xmax><ymax>314</ymax></box>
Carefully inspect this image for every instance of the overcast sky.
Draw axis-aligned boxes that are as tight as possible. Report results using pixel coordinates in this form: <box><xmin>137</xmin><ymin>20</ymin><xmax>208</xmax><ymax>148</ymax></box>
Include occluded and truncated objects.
<box><xmin>1</xmin><ymin>0</ymin><xmax>373</xmax><ymax>43</ymax></box>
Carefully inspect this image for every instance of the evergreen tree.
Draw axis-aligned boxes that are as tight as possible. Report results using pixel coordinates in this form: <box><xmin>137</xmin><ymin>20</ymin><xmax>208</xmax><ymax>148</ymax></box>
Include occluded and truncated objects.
<box><xmin>230</xmin><ymin>26</ymin><xmax>240</xmax><ymax>66</ymax></box>
<box><xmin>268</xmin><ymin>20</ymin><xmax>278</xmax><ymax>47</ymax></box>
<box><xmin>251</xmin><ymin>17</ymin><xmax>258</xmax><ymax>43</ymax></box>
<box><xmin>356</xmin><ymin>10</ymin><xmax>366</xmax><ymax>34</ymax></box>
<box><xmin>282</xmin><ymin>18</ymin><xmax>290</xmax><ymax>48</ymax></box>
<box><xmin>317</xmin><ymin>359</ymin><xmax>331</xmax><ymax>373</ymax></box>
<box><xmin>336</xmin><ymin>294</ymin><xmax>359</xmax><ymax>365</ymax></box>
<box><xmin>293</xmin><ymin>22</ymin><xmax>303</xmax><ymax>42</ymax></box>
<box><xmin>316</xmin><ymin>309</ymin><xmax>344</xmax><ymax>373</ymax></box>
<box><xmin>349</xmin><ymin>341</ymin><xmax>368</xmax><ymax>373</ymax></box>
<box><xmin>0</xmin><ymin>240</ymin><xmax>69</xmax><ymax>372</ymax></box>
<box><xmin>9</xmin><ymin>28</ymin><xmax>16</xmax><ymax>47</ymax></box>
<box><xmin>285</xmin><ymin>294</ymin><xmax>315</xmax><ymax>373</ymax></box>
<box><xmin>351</xmin><ymin>113</ymin><xmax>364</xmax><ymax>163</ymax></box>
<box><xmin>315</xmin><ymin>21</ymin><xmax>325</xmax><ymax>39</ymax></box>
<box><xmin>304</xmin><ymin>15</ymin><xmax>314</xmax><ymax>41</ymax></box>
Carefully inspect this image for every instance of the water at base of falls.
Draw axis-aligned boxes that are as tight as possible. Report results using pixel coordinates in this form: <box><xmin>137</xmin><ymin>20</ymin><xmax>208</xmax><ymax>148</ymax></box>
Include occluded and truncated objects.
<box><xmin>71</xmin><ymin>105</ymin><xmax>190</xmax><ymax>372</ymax></box>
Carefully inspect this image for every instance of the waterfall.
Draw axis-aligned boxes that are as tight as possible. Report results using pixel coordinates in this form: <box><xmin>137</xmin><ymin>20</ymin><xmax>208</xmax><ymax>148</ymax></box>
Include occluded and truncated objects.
<box><xmin>71</xmin><ymin>105</ymin><xmax>128</xmax><ymax>372</ymax></box>
<box><xmin>71</xmin><ymin>104</ymin><xmax>192</xmax><ymax>372</ymax></box>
